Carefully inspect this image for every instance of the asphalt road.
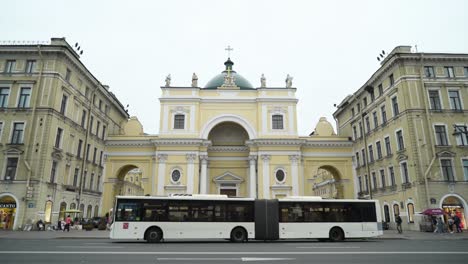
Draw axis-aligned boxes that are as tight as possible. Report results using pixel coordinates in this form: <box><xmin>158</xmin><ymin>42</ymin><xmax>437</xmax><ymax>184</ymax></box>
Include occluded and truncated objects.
<box><xmin>0</xmin><ymin>238</ymin><xmax>467</xmax><ymax>264</ymax></box>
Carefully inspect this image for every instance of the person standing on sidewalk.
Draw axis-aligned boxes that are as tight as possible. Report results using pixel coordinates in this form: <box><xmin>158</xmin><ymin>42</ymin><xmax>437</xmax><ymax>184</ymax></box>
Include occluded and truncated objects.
<box><xmin>448</xmin><ymin>216</ymin><xmax>454</xmax><ymax>233</ymax></box>
<box><xmin>453</xmin><ymin>214</ymin><xmax>462</xmax><ymax>233</ymax></box>
<box><xmin>435</xmin><ymin>217</ymin><xmax>444</xmax><ymax>233</ymax></box>
<box><xmin>64</xmin><ymin>215</ymin><xmax>71</xmax><ymax>232</ymax></box>
<box><xmin>395</xmin><ymin>215</ymin><xmax>403</xmax><ymax>234</ymax></box>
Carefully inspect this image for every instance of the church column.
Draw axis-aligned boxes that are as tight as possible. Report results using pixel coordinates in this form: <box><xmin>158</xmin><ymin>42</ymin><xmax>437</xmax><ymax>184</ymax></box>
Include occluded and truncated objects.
<box><xmin>290</xmin><ymin>155</ymin><xmax>300</xmax><ymax>196</ymax></box>
<box><xmin>199</xmin><ymin>155</ymin><xmax>208</xmax><ymax>194</ymax></box>
<box><xmin>157</xmin><ymin>154</ymin><xmax>167</xmax><ymax>195</ymax></box>
<box><xmin>186</xmin><ymin>154</ymin><xmax>196</xmax><ymax>194</ymax></box>
<box><xmin>261</xmin><ymin>155</ymin><xmax>271</xmax><ymax>199</ymax></box>
<box><xmin>249</xmin><ymin>155</ymin><xmax>257</xmax><ymax>198</ymax></box>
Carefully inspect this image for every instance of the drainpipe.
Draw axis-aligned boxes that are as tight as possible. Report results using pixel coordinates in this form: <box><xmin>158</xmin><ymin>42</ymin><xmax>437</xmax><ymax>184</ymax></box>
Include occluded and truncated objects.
<box><xmin>361</xmin><ymin>112</ymin><xmax>373</xmax><ymax>200</ymax></box>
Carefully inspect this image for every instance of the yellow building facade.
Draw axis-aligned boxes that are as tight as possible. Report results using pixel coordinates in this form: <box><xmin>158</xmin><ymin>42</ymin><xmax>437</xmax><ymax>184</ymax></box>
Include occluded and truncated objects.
<box><xmin>334</xmin><ymin>46</ymin><xmax>468</xmax><ymax>231</ymax></box>
<box><xmin>102</xmin><ymin>59</ymin><xmax>355</xmax><ymax>214</ymax></box>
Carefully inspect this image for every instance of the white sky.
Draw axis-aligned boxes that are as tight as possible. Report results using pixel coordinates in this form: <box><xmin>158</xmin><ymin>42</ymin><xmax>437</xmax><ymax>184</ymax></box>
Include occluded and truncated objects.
<box><xmin>2</xmin><ymin>0</ymin><xmax>468</xmax><ymax>136</ymax></box>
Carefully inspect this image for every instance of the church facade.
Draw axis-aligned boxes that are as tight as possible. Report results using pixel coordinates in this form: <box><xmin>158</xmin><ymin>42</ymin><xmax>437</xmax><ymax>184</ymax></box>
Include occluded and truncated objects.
<box><xmin>102</xmin><ymin>58</ymin><xmax>355</xmax><ymax>214</ymax></box>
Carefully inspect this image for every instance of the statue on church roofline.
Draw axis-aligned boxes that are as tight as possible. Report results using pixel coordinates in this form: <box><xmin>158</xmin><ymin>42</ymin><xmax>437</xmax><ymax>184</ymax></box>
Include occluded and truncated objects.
<box><xmin>192</xmin><ymin>73</ymin><xmax>198</xmax><ymax>87</ymax></box>
<box><xmin>285</xmin><ymin>74</ymin><xmax>293</xmax><ymax>88</ymax></box>
<box><xmin>165</xmin><ymin>74</ymin><xmax>171</xmax><ymax>87</ymax></box>
<box><xmin>260</xmin><ymin>73</ymin><xmax>266</xmax><ymax>88</ymax></box>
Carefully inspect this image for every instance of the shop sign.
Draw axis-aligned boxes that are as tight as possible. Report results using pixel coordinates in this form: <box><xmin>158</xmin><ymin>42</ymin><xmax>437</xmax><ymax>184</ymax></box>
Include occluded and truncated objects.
<box><xmin>0</xmin><ymin>203</ymin><xmax>16</xmax><ymax>208</ymax></box>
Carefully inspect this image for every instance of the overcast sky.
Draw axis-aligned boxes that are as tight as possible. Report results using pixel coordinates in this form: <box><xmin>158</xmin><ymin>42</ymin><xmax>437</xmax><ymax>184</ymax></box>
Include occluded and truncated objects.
<box><xmin>3</xmin><ymin>0</ymin><xmax>468</xmax><ymax>136</ymax></box>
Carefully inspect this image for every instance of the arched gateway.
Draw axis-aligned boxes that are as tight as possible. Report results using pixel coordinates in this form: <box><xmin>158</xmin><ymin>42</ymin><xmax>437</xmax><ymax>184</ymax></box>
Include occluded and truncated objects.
<box><xmin>102</xmin><ymin>59</ymin><xmax>355</xmax><ymax>214</ymax></box>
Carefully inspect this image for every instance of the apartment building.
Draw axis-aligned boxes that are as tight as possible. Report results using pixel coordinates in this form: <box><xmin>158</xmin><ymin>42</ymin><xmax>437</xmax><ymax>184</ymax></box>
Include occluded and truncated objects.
<box><xmin>0</xmin><ymin>38</ymin><xmax>128</xmax><ymax>230</ymax></box>
<box><xmin>334</xmin><ymin>46</ymin><xmax>468</xmax><ymax>231</ymax></box>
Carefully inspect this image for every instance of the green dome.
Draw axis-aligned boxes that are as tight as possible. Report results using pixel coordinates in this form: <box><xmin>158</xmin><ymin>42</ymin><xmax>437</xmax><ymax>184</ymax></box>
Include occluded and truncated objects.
<box><xmin>204</xmin><ymin>58</ymin><xmax>254</xmax><ymax>90</ymax></box>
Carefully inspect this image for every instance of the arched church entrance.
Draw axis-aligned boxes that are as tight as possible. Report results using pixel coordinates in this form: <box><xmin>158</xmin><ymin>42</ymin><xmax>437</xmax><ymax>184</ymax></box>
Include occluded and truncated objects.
<box><xmin>207</xmin><ymin>122</ymin><xmax>250</xmax><ymax>197</ymax></box>
<box><xmin>312</xmin><ymin>166</ymin><xmax>345</xmax><ymax>199</ymax></box>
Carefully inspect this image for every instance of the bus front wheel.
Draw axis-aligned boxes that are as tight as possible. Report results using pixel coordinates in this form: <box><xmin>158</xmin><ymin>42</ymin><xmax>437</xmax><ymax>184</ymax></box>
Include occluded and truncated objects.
<box><xmin>146</xmin><ymin>227</ymin><xmax>163</xmax><ymax>243</ymax></box>
<box><xmin>329</xmin><ymin>227</ymin><xmax>344</xmax><ymax>242</ymax></box>
<box><xmin>230</xmin><ymin>227</ymin><xmax>247</xmax><ymax>243</ymax></box>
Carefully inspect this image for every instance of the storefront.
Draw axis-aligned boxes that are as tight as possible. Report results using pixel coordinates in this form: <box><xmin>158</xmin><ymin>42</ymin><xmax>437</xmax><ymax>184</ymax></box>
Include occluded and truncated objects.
<box><xmin>441</xmin><ymin>195</ymin><xmax>467</xmax><ymax>230</ymax></box>
<box><xmin>0</xmin><ymin>194</ymin><xmax>17</xmax><ymax>230</ymax></box>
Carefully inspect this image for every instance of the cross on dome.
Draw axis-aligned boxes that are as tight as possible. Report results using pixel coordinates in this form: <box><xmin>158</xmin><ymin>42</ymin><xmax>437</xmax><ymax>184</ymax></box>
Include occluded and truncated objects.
<box><xmin>225</xmin><ymin>45</ymin><xmax>233</xmax><ymax>58</ymax></box>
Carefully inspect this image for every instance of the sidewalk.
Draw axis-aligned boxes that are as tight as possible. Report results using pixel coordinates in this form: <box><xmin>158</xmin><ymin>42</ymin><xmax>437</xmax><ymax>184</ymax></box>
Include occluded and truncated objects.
<box><xmin>1</xmin><ymin>229</ymin><xmax>467</xmax><ymax>240</ymax></box>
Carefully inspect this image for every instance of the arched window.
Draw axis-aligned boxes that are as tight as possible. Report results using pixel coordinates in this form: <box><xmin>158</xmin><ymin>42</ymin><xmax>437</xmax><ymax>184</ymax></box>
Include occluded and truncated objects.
<box><xmin>393</xmin><ymin>203</ymin><xmax>400</xmax><ymax>218</ymax></box>
<box><xmin>275</xmin><ymin>169</ymin><xmax>285</xmax><ymax>183</ymax></box>
<box><xmin>59</xmin><ymin>202</ymin><xmax>67</xmax><ymax>220</ymax></box>
<box><xmin>80</xmin><ymin>204</ymin><xmax>85</xmax><ymax>217</ymax></box>
<box><xmin>87</xmin><ymin>205</ymin><xmax>92</xmax><ymax>218</ymax></box>
<box><xmin>407</xmin><ymin>203</ymin><xmax>415</xmax><ymax>223</ymax></box>
<box><xmin>94</xmin><ymin>205</ymin><xmax>99</xmax><ymax>217</ymax></box>
<box><xmin>70</xmin><ymin>203</ymin><xmax>76</xmax><ymax>210</ymax></box>
<box><xmin>384</xmin><ymin>205</ymin><xmax>390</xmax><ymax>223</ymax></box>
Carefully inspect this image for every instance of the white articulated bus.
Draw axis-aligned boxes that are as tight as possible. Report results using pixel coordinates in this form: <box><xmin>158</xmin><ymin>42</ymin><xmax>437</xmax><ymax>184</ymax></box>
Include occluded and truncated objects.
<box><xmin>110</xmin><ymin>195</ymin><xmax>383</xmax><ymax>243</ymax></box>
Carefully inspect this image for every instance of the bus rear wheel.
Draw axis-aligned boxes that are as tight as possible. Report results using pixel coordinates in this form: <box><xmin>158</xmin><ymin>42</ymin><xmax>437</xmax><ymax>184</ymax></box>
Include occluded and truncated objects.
<box><xmin>329</xmin><ymin>227</ymin><xmax>344</xmax><ymax>242</ymax></box>
<box><xmin>230</xmin><ymin>227</ymin><xmax>247</xmax><ymax>243</ymax></box>
<box><xmin>146</xmin><ymin>227</ymin><xmax>163</xmax><ymax>243</ymax></box>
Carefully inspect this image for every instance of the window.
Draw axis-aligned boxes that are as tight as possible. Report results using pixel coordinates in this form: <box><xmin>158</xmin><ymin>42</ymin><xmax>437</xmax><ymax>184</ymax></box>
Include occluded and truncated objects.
<box><xmin>380</xmin><ymin>169</ymin><xmax>386</xmax><ymax>188</ymax></box>
<box><xmin>370</xmin><ymin>90</ymin><xmax>375</xmax><ymax>102</ymax></box>
<box><xmin>385</xmin><ymin>136</ymin><xmax>392</xmax><ymax>156</ymax></box>
<box><xmin>25</xmin><ymin>60</ymin><xmax>36</xmax><ymax>73</ymax></box>
<box><xmin>85</xmin><ymin>86</ymin><xmax>90</xmax><ymax>99</ymax></box>
<box><xmin>368</xmin><ymin>145</ymin><xmax>374</xmax><ymax>163</ymax></box>
<box><xmin>396</xmin><ymin>130</ymin><xmax>405</xmax><ymax>151</ymax></box>
<box><xmin>371</xmin><ymin>172</ymin><xmax>377</xmax><ymax>190</ymax></box>
<box><xmin>4</xmin><ymin>157</ymin><xmax>18</xmax><ymax>180</ymax></box>
<box><xmin>65</xmin><ymin>68</ymin><xmax>71</xmax><ymax>81</ymax></box>
<box><xmin>401</xmin><ymin>162</ymin><xmax>410</xmax><ymax>183</ymax></box>
<box><xmin>365</xmin><ymin>116</ymin><xmax>370</xmax><ymax>133</ymax></box>
<box><xmin>389</xmin><ymin>166</ymin><xmax>396</xmax><ymax>186</ymax></box>
<box><xmin>81</xmin><ymin>110</ymin><xmax>87</xmax><ymax>127</ymax></box>
<box><xmin>86</xmin><ymin>144</ymin><xmax>90</xmax><ymax>161</ymax></box>
<box><xmin>351</xmin><ymin>108</ymin><xmax>355</xmax><ymax>116</ymax></box>
<box><xmin>97</xmin><ymin>175</ymin><xmax>101</xmax><ymax>191</ymax></box>
<box><xmin>376</xmin><ymin>141</ymin><xmax>382</xmax><ymax>159</ymax></box>
<box><xmin>373</xmin><ymin>112</ymin><xmax>378</xmax><ymax>128</ymax></box>
<box><xmin>60</xmin><ymin>94</ymin><xmax>68</xmax><ymax>115</ymax></box>
<box><xmin>445</xmin><ymin>66</ymin><xmax>454</xmax><ymax>78</ymax></box>
<box><xmin>465</xmin><ymin>67</ymin><xmax>468</xmax><ymax>77</ymax></box>
<box><xmin>50</xmin><ymin>161</ymin><xmax>57</xmax><ymax>183</ymax></box>
<box><xmin>102</xmin><ymin>125</ymin><xmax>106</xmax><ymax>139</ymax></box>
<box><xmin>363</xmin><ymin>97</ymin><xmax>368</xmax><ymax>107</ymax></box>
<box><xmin>454</xmin><ymin>125</ymin><xmax>468</xmax><ymax>146</ymax></box>
<box><xmin>272</xmin><ymin>115</ymin><xmax>284</xmax><ymax>130</ymax></box>
<box><xmin>174</xmin><ymin>114</ymin><xmax>185</xmax><ymax>129</ymax></box>
<box><xmin>93</xmin><ymin>147</ymin><xmax>97</xmax><ymax>164</ymax></box>
<box><xmin>429</xmin><ymin>90</ymin><xmax>442</xmax><ymax>110</ymax></box>
<box><xmin>434</xmin><ymin>125</ymin><xmax>448</xmax><ymax>146</ymax></box>
<box><xmin>83</xmin><ymin>171</ymin><xmax>87</xmax><ymax>190</ymax></box>
<box><xmin>365</xmin><ymin>175</ymin><xmax>369</xmax><ymax>192</ymax></box>
<box><xmin>352</xmin><ymin>126</ymin><xmax>357</xmax><ymax>140</ymax></box>
<box><xmin>73</xmin><ymin>168</ymin><xmax>79</xmax><ymax>187</ymax></box>
<box><xmin>90</xmin><ymin>173</ymin><xmax>94</xmax><ymax>190</ymax></box>
<box><xmin>393</xmin><ymin>204</ymin><xmax>400</xmax><ymax>217</ymax></box>
<box><xmin>358</xmin><ymin>176</ymin><xmax>363</xmax><ymax>192</ymax></box>
<box><xmin>18</xmin><ymin>87</ymin><xmax>31</xmax><ymax>108</ymax></box>
<box><xmin>448</xmin><ymin>90</ymin><xmax>462</xmax><ymax>110</ymax></box>
<box><xmin>89</xmin><ymin>116</ymin><xmax>94</xmax><ymax>134</ymax></box>
<box><xmin>357</xmin><ymin>103</ymin><xmax>361</xmax><ymax>112</ymax></box>
<box><xmin>55</xmin><ymin>128</ymin><xmax>63</xmax><ymax>148</ymax></box>
<box><xmin>98</xmin><ymin>99</ymin><xmax>102</xmax><ymax>110</ymax></box>
<box><xmin>389</xmin><ymin>74</ymin><xmax>394</xmax><ymax>86</ymax></box>
<box><xmin>381</xmin><ymin>105</ymin><xmax>387</xmax><ymax>124</ymax></box>
<box><xmin>5</xmin><ymin>60</ymin><xmax>15</xmax><ymax>73</ymax></box>
<box><xmin>441</xmin><ymin>159</ymin><xmax>454</xmax><ymax>182</ymax></box>
<box><xmin>275</xmin><ymin>169</ymin><xmax>285</xmax><ymax>183</ymax></box>
<box><xmin>99</xmin><ymin>151</ymin><xmax>104</xmax><ymax>166</ymax></box>
<box><xmin>11</xmin><ymin>122</ymin><xmax>24</xmax><ymax>144</ymax></box>
<box><xmin>463</xmin><ymin>159</ymin><xmax>468</xmax><ymax>181</ymax></box>
<box><xmin>0</xmin><ymin>122</ymin><xmax>3</xmax><ymax>140</ymax></box>
<box><xmin>407</xmin><ymin>203</ymin><xmax>415</xmax><ymax>223</ymax></box>
<box><xmin>392</xmin><ymin>97</ymin><xmax>399</xmax><ymax>116</ymax></box>
<box><xmin>378</xmin><ymin>84</ymin><xmax>383</xmax><ymax>96</ymax></box>
<box><xmin>358</xmin><ymin>122</ymin><xmax>363</xmax><ymax>138</ymax></box>
<box><xmin>424</xmin><ymin>66</ymin><xmax>435</xmax><ymax>78</ymax></box>
<box><xmin>171</xmin><ymin>169</ymin><xmax>181</xmax><ymax>183</ymax></box>
<box><xmin>96</xmin><ymin>121</ymin><xmax>100</xmax><ymax>136</ymax></box>
<box><xmin>77</xmin><ymin>139</ymin><xmax>83</xmax><ymax>158</ymax></box>
<box><xmin>361</xmin><ymin>149</ymin><xmax>366</xmax><ymax>165</ymax></box>
<box><xmin>355</xmin><ymin>152</ymin><xmax>360</xmax><ymax>167</ymax></box>
<box><xmin>0</xmin><ymin>87</ymin><xmax>9</xmax><ymax>107</ymax></box>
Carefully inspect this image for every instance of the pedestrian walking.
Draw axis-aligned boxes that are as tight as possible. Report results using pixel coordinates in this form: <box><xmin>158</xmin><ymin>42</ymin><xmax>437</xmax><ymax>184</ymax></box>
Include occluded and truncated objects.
<box><xmin>435</xmin><ymin>217</ymin><xmax>444</xmax><ymax>233</ymax></box>
<box><xmin>453</xmin><ymin>214</ymin><xmax>462</xmax><ymax>233</ymax></box>
<box><xmin>448</xmin><ymin>216</ymin><xmax>454</xmax><ymax>233</ymax></box>
<box><xmin>395</xmin><ymin>215</ymin><xmax>403</xmax><ymax>234</ymax></box>
<box><xmin>64</xmin><ymin>215</ymin><xmax>71</xmax><ymax>232</ymax></box>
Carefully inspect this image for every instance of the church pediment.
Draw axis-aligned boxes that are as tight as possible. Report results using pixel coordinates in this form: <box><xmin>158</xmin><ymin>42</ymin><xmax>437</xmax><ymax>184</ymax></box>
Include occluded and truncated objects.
<box><xmin>213</xmin><ymin>172</ymin><xmax>244</xmax><ymax>183</ymax></box>
<box><xmin>3</xmin><ymin>147</ymin><xmax>24</xmax><ymax>156</ymax></box>
<box><xmin>436</xmin><ymin>150</ymin><xmax>456</xmax><ymax>158</ymax></box>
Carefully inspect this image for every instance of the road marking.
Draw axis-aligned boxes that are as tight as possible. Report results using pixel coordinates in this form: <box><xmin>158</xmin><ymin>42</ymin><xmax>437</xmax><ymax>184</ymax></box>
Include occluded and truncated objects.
<box><xmin>83</xmin><ymin>243</ymin><xmax>108</xmax><ymax>245</ymax></box>
<box><xmin>57</xmin><ymin>246</ymin><xmax>125</xmax><ymax>249</ymax></box>
<box><xmin>0</xmin><ymin>251</ymin><xmax>467</xmax><ymax>255</ymax></box>
<box><xmin>156</xmin><ymin>257</ymin><xmax>295</xmax><ymax>262</ymax></box>
<box><xmin>296</xmin><ymin>246</ymin><xmax>361</xmax><ymax>249</ymax></box>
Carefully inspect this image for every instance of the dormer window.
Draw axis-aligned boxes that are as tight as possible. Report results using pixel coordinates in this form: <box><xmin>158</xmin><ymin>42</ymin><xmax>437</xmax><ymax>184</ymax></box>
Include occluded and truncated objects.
<box><xmin>272</xmin><ymin>115</ymin><xmax>284</xmax><ymax>130</ymax></box>
<box><xmin>174</xmin><ymin>114</ymin><xmax>185</xmax><ymax>129</ymax></box>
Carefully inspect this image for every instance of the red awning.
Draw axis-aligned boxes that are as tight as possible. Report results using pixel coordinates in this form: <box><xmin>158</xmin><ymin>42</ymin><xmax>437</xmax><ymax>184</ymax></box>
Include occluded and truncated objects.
<box><xmin>421</xmin><ymin>208</ymin><xmax>445</xmax><ymax>215</ymax></box>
